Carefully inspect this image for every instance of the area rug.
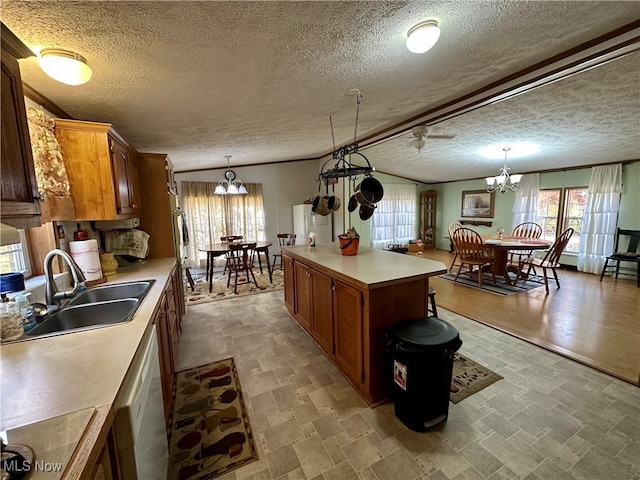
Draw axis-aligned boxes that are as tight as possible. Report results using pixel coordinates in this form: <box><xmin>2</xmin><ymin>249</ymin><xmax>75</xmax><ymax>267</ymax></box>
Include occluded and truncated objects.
<box><xmin>168</xmin><ymin>358</ymin><xmax>258</xmax><ymax>480</ymax></box>
<box><xmin>438</xmin><ymin>272</ymin><xmax>547</xmax><ymax>295</ymax></box>
<box><xmin>186</xmin><ymin>269</ymin><xmax>284</xmax><ymax>305</ymax></box>
<box><xmin>450</xmin><ymin>353</ymin><xmax>503</xmax><ymax>403</ymax></box>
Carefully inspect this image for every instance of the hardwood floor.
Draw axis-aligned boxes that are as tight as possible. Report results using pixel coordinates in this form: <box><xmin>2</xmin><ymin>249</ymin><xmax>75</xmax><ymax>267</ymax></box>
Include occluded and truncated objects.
<box><xmin>418</xmin><ymin>249</ymin><xmax>640</xmax><ymax>386</ymax></box>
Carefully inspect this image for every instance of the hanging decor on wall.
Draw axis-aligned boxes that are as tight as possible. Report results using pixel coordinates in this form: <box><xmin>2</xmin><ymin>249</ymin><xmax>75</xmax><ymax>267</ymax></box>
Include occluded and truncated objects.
<box><xmin>314</xmin><ymin>90</ymin><xmax>383</xmax><ymax>220</ymax></box>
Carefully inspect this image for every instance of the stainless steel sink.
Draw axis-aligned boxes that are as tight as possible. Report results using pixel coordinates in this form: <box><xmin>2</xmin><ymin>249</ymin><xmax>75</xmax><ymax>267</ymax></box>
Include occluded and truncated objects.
<box><xmin>67</xmin><ymin>281</ymin><xmax>153</xmax><ymax>306</ymax></box>
<box><xmin>26</xmin><ymin>299</ymin><xmax>139</xmax><ymax>336</ymax></box>
<box><xmin>24</xmin><ymin>279</ymin><xmax>155</xmax><ymax>339</ymax></box>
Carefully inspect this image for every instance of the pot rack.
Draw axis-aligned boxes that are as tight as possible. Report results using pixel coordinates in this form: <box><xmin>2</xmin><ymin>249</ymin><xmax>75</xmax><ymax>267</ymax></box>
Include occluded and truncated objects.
<box><xmin>317</xmin><ymin>89</ymin><xmax>376</xmax><ymax>183</ymax></box>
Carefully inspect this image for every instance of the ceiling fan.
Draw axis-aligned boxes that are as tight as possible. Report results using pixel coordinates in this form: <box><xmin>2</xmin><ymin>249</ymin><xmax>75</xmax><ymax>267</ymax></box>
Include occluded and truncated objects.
<box><xmin>409</xmin><ymin>125</ymin><xmax>456</xmax><ymax>152</ymax></box>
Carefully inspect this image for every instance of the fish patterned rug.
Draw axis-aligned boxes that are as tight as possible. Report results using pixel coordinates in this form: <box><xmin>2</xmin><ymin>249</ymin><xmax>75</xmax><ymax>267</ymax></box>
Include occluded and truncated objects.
<box><xmin>168</xmin><ymin>358</ymin><xmax>258</xmax><ymax>480</ymax></box>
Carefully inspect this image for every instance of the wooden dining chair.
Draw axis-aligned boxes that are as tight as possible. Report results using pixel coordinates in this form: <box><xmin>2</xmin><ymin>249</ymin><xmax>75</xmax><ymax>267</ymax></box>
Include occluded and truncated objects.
<box><xmin>447</xmin><ymin>221</ymin><xmax>463</xmax><ymax>271</ymax></box>
<box><xmin>515</xmin><ymin>227</ymin><xmax>573</xmax><ymax>294</ymax></box>
<box><xmin>599</xmin><ymin>228</ymin><xmax>640</xmax><ymax>287</ymax></box>
<box><xmin>220</xmin><ymin>235</ymin><xmax>244</xmax><ymax>274</ymax></box>
<box><xmin>509</xmin><ymin>222</ymin><xmax>543</xmax><ymax>265</ymax></box>
<box><xmin>271</xmin><ymin>233</ymin><xmax>296</xmax><ymax>274</ymax></box>
<box><xmin>451</xmin><ymin>227</ymin><xmax>496</xmax><ymax>288</ymax></box>
<box><xmin>227</xmin><ymin>242</ymin><xmax>258</xmax><ymax>294</ymax></box>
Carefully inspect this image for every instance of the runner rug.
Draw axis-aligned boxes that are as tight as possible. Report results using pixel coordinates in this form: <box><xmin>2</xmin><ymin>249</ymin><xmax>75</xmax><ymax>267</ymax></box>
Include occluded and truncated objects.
<box><xmin>438</xmin><ymin>272</ymin><xmax>546</xmax><ymax>295</ymax></box>
<box><xmin>186</xmin><ymin>269</ymin><xmax>284</xmax><ymax>306</ymax></box>
<box><xmin>450</xmin><ymin>353</ymin><xmax>503</xmax><ymax>403</ymax></box>
<box><xmin>168</xmin><ymin>357</ymin><xmax>258</xmax><ymax>480</ymax></box>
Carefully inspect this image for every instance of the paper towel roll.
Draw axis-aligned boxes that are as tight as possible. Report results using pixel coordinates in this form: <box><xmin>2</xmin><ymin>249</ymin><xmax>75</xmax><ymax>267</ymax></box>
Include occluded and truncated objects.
<box><xmin>69</xmin><ymin>239</ymin><xmax>103</xmax><ymax>281</ymax></box>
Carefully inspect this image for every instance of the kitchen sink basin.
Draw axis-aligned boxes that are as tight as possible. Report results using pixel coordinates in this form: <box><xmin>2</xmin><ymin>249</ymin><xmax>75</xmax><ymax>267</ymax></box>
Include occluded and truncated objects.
<box><xmin>24</xmin><ymin>279</ymin><xmax>155</xmax><ymax>339</ymax></box>
<box><xmin>67</xmin><ymin>281</ymin><xmax>153</xmax><ymax>306</ymax></box>
<box><xmin>26</xmin><ymin>299</ymin><xmax>139</xmax><ymax>336</ymax></box>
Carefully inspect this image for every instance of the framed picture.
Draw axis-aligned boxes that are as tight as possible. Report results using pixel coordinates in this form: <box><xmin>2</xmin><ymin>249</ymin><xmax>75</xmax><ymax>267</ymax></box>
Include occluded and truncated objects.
<box><xmin>461</xmin><ymin>190</ymin><xmax>495</xmax><ymax>218</ymax></box>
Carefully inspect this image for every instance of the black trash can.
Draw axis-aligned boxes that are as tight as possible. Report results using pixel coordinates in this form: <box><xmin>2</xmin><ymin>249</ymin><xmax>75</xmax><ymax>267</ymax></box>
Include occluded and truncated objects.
<box><xmin>385</xmin><ymin>317</ymin><xmax>462</xmax><ymax>432</ymax></box>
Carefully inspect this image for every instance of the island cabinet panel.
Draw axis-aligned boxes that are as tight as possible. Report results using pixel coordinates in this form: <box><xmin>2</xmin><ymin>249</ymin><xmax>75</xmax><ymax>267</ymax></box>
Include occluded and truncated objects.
<box><xmin>311</xmin><ymin>269</ymin><xmax>334</xmax><ymax>354</ymax></box>
<box><xmin>294</xmin><ymin>262</ymin><xmax>313</xmax><ymax>331</ymax></box>
<box><xmin>281</xmin><ymin>245</ymin><xmax>447</xmax><ymax>406</ymax></box>
<box><xmin>333</xmin><ymin>280</ymin><xmax>363</xmax><ymax>388</ymax></box>
<box><xmin>283</xmin><ymin>255</ymin><xmax>295</xmax><ymax>312</ymax></box>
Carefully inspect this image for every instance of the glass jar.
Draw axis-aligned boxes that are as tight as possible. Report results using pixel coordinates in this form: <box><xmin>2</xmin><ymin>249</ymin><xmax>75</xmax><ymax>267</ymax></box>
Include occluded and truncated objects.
<box><xmin>1</xmin><ymin>301</ymin><xmax>24</xmax><ymax>342</ymax></box>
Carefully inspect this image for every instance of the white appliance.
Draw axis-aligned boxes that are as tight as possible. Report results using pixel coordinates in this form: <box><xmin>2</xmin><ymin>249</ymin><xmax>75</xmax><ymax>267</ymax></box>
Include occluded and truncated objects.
<box><xmin>114</xmin><ymin>325</ymin><xmax>168</xmax><ymax>480</ymax></box>
<box><xmin>293</xmin><ymin>204</ymin><xmax>333</xmax><ymax>245</ymax></box>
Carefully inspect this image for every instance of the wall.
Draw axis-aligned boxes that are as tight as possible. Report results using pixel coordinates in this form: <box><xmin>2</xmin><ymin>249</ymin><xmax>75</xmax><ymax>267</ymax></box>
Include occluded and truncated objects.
<box><xmin>175</xmin><ymin>161</ymin><xmax>639</xmax><ymax>264</ymax></box>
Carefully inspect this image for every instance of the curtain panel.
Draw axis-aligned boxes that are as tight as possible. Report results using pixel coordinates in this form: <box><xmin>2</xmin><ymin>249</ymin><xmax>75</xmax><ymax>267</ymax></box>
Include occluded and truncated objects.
<box><xmin>577</xmin><ymin>164</ymin><xmax>622</xmax><ymax>274</ymax></box>
<box><xmin>511</xmin><ymin>173</ymin><xmax>539</xmax><ymax>229</ymax></box>
<box><xmin>371</xmin><ymin>184</ymin><xmax>416</xmax><ymax>248</ymax></box>
<box><xmin>181</xmin><ymin>181</ymin><xmax>265</xmax><ymax>267</ymax></box>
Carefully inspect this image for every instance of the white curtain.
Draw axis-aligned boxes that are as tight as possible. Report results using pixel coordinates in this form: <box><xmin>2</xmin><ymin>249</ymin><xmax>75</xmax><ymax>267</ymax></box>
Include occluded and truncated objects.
<box><xmin>511</xmin><ymin>173</ymin><xmax>539</xmax><ymax>230</ymax></box>
<box><xmin>182</xmin><ymin>181</ymin><xmax>266</xmax><ymax>267</ymax></box>
<box><xmin>371</xmin><ymin>184</ymin><xmax>416</xmax><ymax>248</ymax></box>
<box><xmin>577</xmin><ymin>164</ymin><xmax>622</xmax><ymax>274</ymax></box>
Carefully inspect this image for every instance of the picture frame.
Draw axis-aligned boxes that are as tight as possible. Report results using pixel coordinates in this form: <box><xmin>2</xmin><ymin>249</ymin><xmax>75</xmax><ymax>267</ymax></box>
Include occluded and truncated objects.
<box><xmin>461</xmin><ymin>190</ymin><xmax>495</xmax><ymax>218</ymax></box>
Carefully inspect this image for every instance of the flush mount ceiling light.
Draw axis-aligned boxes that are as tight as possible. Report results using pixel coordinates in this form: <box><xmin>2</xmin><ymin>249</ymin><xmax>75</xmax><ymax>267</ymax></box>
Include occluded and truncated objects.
<box><xmin>37</xmin><ymin>48</ymin><xmax>92</xmax><ymax>85</ymax></box>
<box><xmin>214</xmin><ymin>155</ymin><xmax>247</xmax><ymax>195</ymax></box>
<box><xmin>406</xmin><ymin>20</ymin><xmax>441</xmax><ymax>54</ymax></box>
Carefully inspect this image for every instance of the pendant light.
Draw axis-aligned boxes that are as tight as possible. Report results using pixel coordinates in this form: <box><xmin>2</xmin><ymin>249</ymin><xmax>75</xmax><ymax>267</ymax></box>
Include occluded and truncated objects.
<box><xmin>486</xmin><ymin>148</ymin><xmax>523</xmax><ymax>193</ymax></box>
<box><xmin>214</xmin><ymin>155</ymin><xmax>247</xmax><ymax>195</ymax></box>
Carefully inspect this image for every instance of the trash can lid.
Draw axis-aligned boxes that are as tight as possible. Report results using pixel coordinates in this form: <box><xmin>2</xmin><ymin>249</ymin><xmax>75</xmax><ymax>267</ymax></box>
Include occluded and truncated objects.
<box><xmin>391</xmin><ymin>317</ymin><xmax>461</xmax><ymax>349</ymax></box>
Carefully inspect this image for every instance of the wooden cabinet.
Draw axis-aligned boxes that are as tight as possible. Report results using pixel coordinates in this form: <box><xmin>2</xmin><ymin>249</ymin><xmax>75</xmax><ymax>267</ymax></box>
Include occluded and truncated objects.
<box><xmin>153</xmin><ymin>264</ymin><xmax>182</xmax><ymax>425</ymax></box>
<box><xmin>53</xmin><ymin>119</ymin><xmax>140</xmax><ymax>220</ymax></box>
<box><xmin>292</xmin><ymin>261</ymin><xmax>335</xmax><ymax>354</ymax></box>
<box><xmin>419</xmin><ymin>190</ymin><xmax>437</xmax><ymax>250</ymax></box>
<box><xmin>283</xmin><ymin>248</ymin><xmax>440</xmax><ymax>406</ymax></box>
<box><xmin>333</xmin><ymin>280</ymin><xmax>363</xmax><ymax>387</ymax></box>
<box><xmin>283</xmin><ymin>254</ymin><xmax>295</xmax><ymax>312</ymax></box>
<box><xmin>0</xmin><ymin>23</ymin><xmax>41</xmax><ymax>228</ymax></box>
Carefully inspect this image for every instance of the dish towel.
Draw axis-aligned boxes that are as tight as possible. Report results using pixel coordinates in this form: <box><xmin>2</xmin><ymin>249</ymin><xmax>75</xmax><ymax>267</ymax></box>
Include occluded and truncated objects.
<box><xmin>104</xmin><ymin>229</ymin><xmax>150</xmax><ymax>259</ymax></box>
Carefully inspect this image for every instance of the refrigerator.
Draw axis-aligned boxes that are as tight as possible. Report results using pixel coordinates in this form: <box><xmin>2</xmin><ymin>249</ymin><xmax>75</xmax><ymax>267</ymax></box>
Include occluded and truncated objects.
<box><xmin>293</xmin><ymin>204</ymin><xmax>333</xmax><ymax>245</ymax></box>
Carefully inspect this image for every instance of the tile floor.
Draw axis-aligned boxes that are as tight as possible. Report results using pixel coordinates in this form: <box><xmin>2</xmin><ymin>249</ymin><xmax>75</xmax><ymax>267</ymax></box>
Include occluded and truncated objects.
<box><xmin>175</xmin><ymin>291</ymin><xmax>640</xmax><ymax>480</ymax></box>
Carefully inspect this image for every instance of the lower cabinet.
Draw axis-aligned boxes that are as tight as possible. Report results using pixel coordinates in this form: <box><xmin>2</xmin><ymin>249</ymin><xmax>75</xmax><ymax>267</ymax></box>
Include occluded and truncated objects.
<box><xmin>283</xmin><ymin>252</ymin><xmax>430</xmax><ymax>406</ymax></box>
<box><xmin>153</xmin><ymin>264</ymin><xmax>182</xmax><ymax>426</ymax></box>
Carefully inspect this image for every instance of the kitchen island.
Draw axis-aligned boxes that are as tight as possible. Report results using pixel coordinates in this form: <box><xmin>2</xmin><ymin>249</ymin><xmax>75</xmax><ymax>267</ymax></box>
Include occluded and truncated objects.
<box><xmin>281</xmin><ymin>245</ymin><xmax>447</xmax><ymax>406</ymax></box>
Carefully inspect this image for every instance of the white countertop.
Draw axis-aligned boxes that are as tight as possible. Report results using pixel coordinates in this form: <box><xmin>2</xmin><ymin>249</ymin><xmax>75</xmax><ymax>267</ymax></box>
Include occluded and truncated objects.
<box><xmin>281</xmin><ymin>245</ymin><xmax>447</xmax><ymax>287</ymax></box>
<box><xmin>0</xmin><ymin>258</ymin><xmax>176</xmax><ymax>431</ymax></box>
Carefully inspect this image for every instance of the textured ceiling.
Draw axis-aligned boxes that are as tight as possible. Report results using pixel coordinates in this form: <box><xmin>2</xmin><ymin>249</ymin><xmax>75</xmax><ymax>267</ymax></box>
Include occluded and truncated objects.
<box><xmin>1</xmin><ymin>1</ymin><xmax>639</xmax><ymax>183</ymax></box>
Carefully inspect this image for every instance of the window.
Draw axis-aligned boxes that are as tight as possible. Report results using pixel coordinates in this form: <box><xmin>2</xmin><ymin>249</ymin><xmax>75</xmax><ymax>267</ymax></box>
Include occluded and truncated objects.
<box><xmin>371</xmin><ymin>184</ymin><xmax>416</xmax><ymax>248</ymax></box>
<box><xmin>536</xmin><ymin>187</ymin><xmax>588</xmax><ymax>253</ymax></box>
<box><xmin>0</xmin><ymin>230</ymin><xmax>32</xmax><ymax>278</ymax></box>
<box><xmin>181</xmin><ymin>181</ymin><xmax>266</xmax><ymax>266</ymax></box>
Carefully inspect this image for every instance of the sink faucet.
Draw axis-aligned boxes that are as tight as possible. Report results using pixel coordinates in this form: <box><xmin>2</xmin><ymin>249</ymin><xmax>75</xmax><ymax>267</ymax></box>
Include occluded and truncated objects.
<box><xmin>44</xmin><ymin>249</ymin><xmax>87</xmax><ymax>307</ymax></box>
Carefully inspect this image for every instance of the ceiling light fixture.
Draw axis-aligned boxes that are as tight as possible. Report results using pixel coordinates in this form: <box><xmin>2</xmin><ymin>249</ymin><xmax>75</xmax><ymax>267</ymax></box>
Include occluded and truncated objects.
<box><xmin>486</xmin><ymin>148</ymin><xmax>522</xmax><ymax>193</ymax></box>
<box><xmin>406</xmin><ymin>20</ymin><xmax>441</xmax><ymax>54</ymax></box>
<box><xmin>37</xmin><ymin>48</ymin><xmax>93</xmax><ymax>86</ymax></box>
<box><xmin>214</xmin><ymin>155</ymin><xmax>247</xmax><ymax>195</ymax></box>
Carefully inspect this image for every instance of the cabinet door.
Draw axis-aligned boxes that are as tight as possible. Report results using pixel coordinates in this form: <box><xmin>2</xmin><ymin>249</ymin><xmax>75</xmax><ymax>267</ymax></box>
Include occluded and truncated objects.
<box><xmin>311</xmin><ymin>269</ymin><xmax>334</xmax><ymax>354</ymax></box>
<box><xmin>153</xmin><ymin>294</ymin><xmax>173</xmax><ymax>424</ymax></box>
<box><xmin>294</xmin><ymin>262</ymin><xmax>313</xmax><ymax>332</ymax></box>
<box><xmin>1</xmin><ymin>41</ymin><xmax>41</xmax><ymax>227</ymax></box>
<box><xmin>420</xmin><ymin>190</ymin><xmax>437</xmax><ymax>250</ymax></box>
<box><xmin>109</xmin><ymin>136</ymin><xmax>137</xmax><ymax>215</ymax></box>
<box><xmin>283</xmin><ymin>255</ymin><xmax>295</xmax><ymax>313</ymax></box>
<box><xmin>333</xmin><ymin>280</ymin><xmax>363</xmax><ymax>387</ymax></box>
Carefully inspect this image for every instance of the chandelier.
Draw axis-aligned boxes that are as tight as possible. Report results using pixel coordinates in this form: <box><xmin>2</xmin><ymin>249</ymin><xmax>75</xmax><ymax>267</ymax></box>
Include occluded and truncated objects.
<box><xmin>214</xmin><ymin>155</ymin><xmax>247</xmax><ymax>195</ymax></box>
<box><xmin>486</xmin><ymin>148</ymin><xmax>522</xmax><ymax>193</ymax></box>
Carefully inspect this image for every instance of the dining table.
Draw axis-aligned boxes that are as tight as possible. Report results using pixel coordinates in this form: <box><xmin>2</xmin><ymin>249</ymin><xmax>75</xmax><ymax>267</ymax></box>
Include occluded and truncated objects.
<box><xmin>481</xmin><ymin>235</ymin><xmax>552</xmax><ymax>285</ymax></box>
<box><xmin>198</xmin><ymin>241</ymin><xmax>274</xmax><ymax>293</ymax></box>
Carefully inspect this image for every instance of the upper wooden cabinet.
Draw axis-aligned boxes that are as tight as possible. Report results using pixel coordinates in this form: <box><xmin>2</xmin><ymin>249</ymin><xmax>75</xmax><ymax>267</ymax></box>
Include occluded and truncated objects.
<box><xmin>1</xmin><ymin>23</ymin><xmax>41</xmax><ymax>228</ymax></box>
<box><xmin>419</xmin><ymin>190</ymin><xmax>437</xmax><ymax>250</ymax></box>
<box><xmin>54</xmin><ymin>119</ymin><xmax>140</xmax><ymax>220</ymax></box>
